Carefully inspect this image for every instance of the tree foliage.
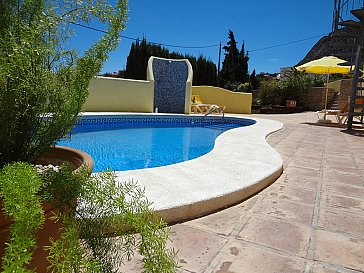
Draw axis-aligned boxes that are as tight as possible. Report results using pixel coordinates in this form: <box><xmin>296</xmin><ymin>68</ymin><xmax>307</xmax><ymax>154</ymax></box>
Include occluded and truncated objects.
<box><xmin>0</xmin><ymin>0</ymin><xmax>127</xmax><ymax>168</ymax></box>
<box><xmin>0</xmin><ymin>163</ymin><xmax>178</xmax><ymax>272</ymax></box>
<box><xmin>257</xmin><ymin>69</ymin><xmax>321</xmax><ymax>107</ymax></box>
<box><xmin>123</xmin><ymin>38</ymin><xmax>218</xmax><ymax>86</ymax></box>
<box><xmin>278</xmin><ymin>69</ymin><xmax>313</xmax><ymax>106</ymax></box>
<box><xmin>219</xmin><ymin>30</ymin><xmax>250</xmax><ymax>90</ymax></box>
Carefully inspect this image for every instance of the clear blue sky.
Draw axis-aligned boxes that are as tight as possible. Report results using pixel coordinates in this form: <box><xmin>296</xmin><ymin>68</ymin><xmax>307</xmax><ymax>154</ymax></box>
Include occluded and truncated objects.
<box><xmin>72</xmin><ymin>0</ymin><xmax>339</xmax><ymax>74</ymax></box>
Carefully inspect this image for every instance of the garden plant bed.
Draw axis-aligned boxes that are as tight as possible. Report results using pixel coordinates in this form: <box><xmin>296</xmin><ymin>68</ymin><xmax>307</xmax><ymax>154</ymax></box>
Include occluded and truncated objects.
<box><xmin>260</xmin><ymin>105</ymin><xmax>305</xmax><ymax>114</ymax></box>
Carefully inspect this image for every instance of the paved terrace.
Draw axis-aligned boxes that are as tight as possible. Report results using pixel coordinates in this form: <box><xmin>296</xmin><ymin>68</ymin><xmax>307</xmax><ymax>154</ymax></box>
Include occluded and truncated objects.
<box><xmin>121</xmin><ymin>112</ymin><xmax>364</xmax><ymax>273</ymax></box>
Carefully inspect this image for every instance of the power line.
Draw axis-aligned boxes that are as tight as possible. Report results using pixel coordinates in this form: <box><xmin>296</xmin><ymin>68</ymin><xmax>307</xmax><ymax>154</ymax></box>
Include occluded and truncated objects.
<box><xmin>247</xmin><ymin>34</ymin><xmax>328</xmax><ymax>53</ymax></box>
<box><xmin>71</xmin><ymin>22</ymin><xmax>220</xmax><ymax>49</ymax></box>
<box><xmin>71</xmin><ymin>22</ymin><xmax>327</xmax><ymax>53</ymax></box>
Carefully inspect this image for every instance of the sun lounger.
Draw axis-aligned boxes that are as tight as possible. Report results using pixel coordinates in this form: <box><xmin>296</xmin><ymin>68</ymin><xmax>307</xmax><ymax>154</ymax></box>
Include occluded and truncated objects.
<box><xmin>316</xmin><ymin>100</ymin><xmax>349</xmax><ymax>125</ymax></box>
<box><xmin>191</xmin><ymin>95</ymin><xmax>225</xmax><ymax>114</ymax></box>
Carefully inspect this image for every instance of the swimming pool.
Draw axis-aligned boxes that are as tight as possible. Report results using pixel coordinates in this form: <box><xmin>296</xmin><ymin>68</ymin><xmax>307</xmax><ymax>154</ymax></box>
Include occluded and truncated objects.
<box><xmin>68</xmin><ymin>114</ymin><xmax>283</xmax><ymax>224</ymax></box>
<box><xmin>58</xmin><ymin>115</ymin><xmax>256</xmax><ymax>172</ymax></box>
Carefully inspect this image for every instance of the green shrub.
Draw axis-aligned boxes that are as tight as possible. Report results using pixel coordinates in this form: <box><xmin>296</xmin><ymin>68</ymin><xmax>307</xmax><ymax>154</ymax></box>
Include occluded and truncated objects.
<box><xmin>0</xmin><ymin>1</ymin><xmax>178</xmax><ymax>272</ymax></box>
<box><xmin>312</xmin><ymin>75</ymin><xmax>326</xmax><ymax>87</ymax></box>
<box><xmin>235</xmin><ymin>82</ymin><xmax>251</xmax><ymax>92</ymax></box>
<box><xmin>0</xmin><ymin>0</ymin><xmax>127</xmax><ymax>168</ymax></box>
<box><xmin>0</xmin><ymin>162</ymin><xmax>45</xmax><ymax>272</ymax></box>
<box><xmin>258</xmin><ymin>79</ymin><xmax>281</xmax><ymax>106</ymax></box>
<box><xmin>0</xmin><ymin>163</ymin><xmax>178</xmax><ymax>272</ymax></box>
<box><xmin>278</xmin><ymin>69</ymin><xmax>313</xmax><ymax>106</ymax></box>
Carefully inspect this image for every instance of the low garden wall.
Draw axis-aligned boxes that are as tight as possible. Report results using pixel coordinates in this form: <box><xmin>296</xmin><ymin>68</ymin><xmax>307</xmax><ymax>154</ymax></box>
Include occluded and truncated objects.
<box><xmin>192</xmin><ymin>86</ymin><xmax>252</xmax><ymax>114</ymax></box>
<box><xmin>303</xmin><ymin>79</ymin><xmax>353</xmax><ymax>111</ymax></box>
<box><xmin>336</xmin><ymin>79</ymin><xmax>352</xmax><ymax>109</ymax></box>
<box><xmin>83</xmin><ymin>77</ymin><xmax>154</xmax><ymax>112</ymax></box>
<box><xmin>84</xmin><ymin>79</ymin><xmax>253</xmax><ymax>114</ymax></box>
<box><xmin>304</xmin><ymin>87</ymin><xmax>336</xmax><ymax>111</ymax></box>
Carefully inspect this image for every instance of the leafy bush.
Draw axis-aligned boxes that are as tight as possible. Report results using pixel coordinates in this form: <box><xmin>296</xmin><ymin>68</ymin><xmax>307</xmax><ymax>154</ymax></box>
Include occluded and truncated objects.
<box><xmin>258</xmin><ymin>79</ymin><xmax>281</xmax><ymax>106</ymax></box>
<box><xmin>0</xmin><ymin>1</ymin><xmax>178</xmax><ymax>272</ymax></box>
<box><xmin>0</xmin><ymin>0</ymin><xmax>127</xmax><ymax>168</ymax></box>
<box><xmin>0</xmin><ymin>163</ymin><xmax>178</xmax><ymax>272</ymax></box>
<box><xmin>278</xmin><ymin>69</ymin><xmax>313</xmax><ymax>106</ymax></box>
<box><xmin>235</xmin><ymin>82</ymin><xmax>251</xmax><ymax>92</ymax></box>
<box><xmin>0</xmin><ymin>162</ymin><xmax>45</xmax><ymax>271</ymax></box>
<box><xmin>312</xmin><ymin>75</ymin><xmax>326</xmax><ymax>87</ymax></box>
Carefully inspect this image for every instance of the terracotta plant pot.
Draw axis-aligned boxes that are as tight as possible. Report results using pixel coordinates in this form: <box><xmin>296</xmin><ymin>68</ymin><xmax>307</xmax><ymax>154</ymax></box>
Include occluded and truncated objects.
<box><xmin>0</xmin><ymin>146</ymin><xmax>94</xmax><ymax>272</ymax></box>
<box><xmin>37</xmin><ymin>146</ymin><xmax>94</xmax><ymax>172</ymax></box>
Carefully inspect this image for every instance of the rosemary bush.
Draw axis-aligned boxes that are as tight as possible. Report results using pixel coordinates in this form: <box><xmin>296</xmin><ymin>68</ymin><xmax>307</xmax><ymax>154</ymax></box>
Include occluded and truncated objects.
<box><xmin>0</xmin><ymin>162</ymin><xmax>45</xmax><ymax>272</ymax></box>
<box><xmin>0</xmin><ymin>0</ymin><xmax>127</xmax><ymax>167</ymax></box>
<box><xmin>0</xmin><ymin>1</ymin><xmax>178</xmax><ymax>272</ymax></box>
<box><xmin>0</xmin><ymin>164</ymin><xmax>178</xmax><ymax>272</ymax></box>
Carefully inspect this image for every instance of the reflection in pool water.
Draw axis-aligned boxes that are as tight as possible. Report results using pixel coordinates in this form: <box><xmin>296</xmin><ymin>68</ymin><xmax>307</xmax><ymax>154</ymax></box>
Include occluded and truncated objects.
<box><xmin>58</xmin><ymin>126</ymin><xmax>224</xmax><ymax>172</ymax></box>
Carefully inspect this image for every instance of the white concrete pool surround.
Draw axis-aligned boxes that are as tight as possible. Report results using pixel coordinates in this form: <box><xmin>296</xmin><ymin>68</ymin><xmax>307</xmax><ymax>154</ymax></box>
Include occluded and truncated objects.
<box><xmin>85</xmin><ymin>114</ymin><xmax>283</xmax><ymax>223</ymax></box>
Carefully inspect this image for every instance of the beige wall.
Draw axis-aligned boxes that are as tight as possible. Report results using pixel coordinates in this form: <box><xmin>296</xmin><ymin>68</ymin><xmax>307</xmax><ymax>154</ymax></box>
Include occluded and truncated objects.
<box><xmin>192</xmin><ymin>86</ymin><xmax>252</xmax><ymax>114</ymax></box>
<box><xmin>327</xmin><ymin>80</ymin><xmax>342</xmax><ymax>93</ymax></box>
<box><xmin>84</xmin><ymin>78</ymin><xmax>252</xmax><ymax>114</ymax></box>
<box><xmin>83</xmin><ymin>77</ymin><xmax>154</xmax><ymax>112</ymax></box>
<box><xmin>304</xmin><ymin>87</ymin><xmax>336</xmax><ymax>111</ymax></box>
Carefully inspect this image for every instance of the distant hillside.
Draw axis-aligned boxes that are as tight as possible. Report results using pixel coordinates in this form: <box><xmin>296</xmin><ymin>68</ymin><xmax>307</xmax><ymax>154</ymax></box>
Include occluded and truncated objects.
<box><xmin>297</xmin><ymin>27</ymin><xmax>362</xmax><ymax>66</ymax></box>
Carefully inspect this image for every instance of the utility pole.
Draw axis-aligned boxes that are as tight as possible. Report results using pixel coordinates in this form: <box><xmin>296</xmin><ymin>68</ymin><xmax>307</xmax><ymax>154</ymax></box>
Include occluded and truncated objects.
<box><xmin>217</xmin><ymin>42</ymin><xmax>221</xmax><ymax>84</ymax></box>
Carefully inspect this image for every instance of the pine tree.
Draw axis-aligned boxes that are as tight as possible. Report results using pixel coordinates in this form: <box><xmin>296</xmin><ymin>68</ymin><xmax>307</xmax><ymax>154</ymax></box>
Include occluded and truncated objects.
<box><xmin>219</xmin><ymin>30</ymin><xmax>239</xmax><ymax>88</ymax></box>
<box><xmin>123</xmin><ymin>38</ymin><xmax>217</xmax><ymax>86</ymax></box>
<box><xmin>250</xmin><ymin>69</ymin><xmax>259</xmax><ymax>90</ymax></box>
<box><xmin>236</xmin><ymin>41</ymin><xmax>249</xmax><ymax>83</ymax></box>
<box><xmin>219</xmin><ymin>30</ymin><xmax>250</xmax><ymax>91</ymax></box>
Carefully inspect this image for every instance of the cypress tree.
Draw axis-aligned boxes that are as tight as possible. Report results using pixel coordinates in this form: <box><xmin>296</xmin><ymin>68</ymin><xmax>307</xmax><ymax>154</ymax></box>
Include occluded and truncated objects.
<box><xmin>219</xmin><ymin>30</ymin><xmax>239</xmax><ymax>88</ymax></box>
<box><xmin>237</xmin><ymin>41</ymin><xmax>249</xmax><ymax>83</ymax></box>
<box><xmin>250</xmin><ymin>69</ymin><xmax>259</xmax><ymax>90</ymax></box>
<box><xmin>219</xmin><ymin>30</ymin><xmax>250</xmax><ymax>90</ymax></box>
<box><xmin>123</xmin><ymin>38</ymin><xmax>217</xmax><ymax>86</ymax></box>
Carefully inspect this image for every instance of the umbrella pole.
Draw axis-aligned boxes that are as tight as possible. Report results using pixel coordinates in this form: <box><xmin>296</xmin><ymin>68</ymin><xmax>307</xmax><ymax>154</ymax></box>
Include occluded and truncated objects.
<box><xmin>323</xmin><ymin>74</ymin><xmax>329</xmax><ymax>120</ymax></box>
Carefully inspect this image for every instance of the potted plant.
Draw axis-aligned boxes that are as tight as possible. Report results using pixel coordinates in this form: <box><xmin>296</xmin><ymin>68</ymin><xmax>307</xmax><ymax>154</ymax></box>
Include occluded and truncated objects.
<box><xmin>0</xmin><ymin>0</ymin><xmax>177</xmax><ymax>272</ymax></box>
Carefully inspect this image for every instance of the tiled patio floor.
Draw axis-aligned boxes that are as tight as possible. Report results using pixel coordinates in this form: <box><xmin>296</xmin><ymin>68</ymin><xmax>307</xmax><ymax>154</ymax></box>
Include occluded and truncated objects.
<box><xmin>123</xmin><ymin>112</ymin><xmax>364</xmax><ymax>273</ymax></box>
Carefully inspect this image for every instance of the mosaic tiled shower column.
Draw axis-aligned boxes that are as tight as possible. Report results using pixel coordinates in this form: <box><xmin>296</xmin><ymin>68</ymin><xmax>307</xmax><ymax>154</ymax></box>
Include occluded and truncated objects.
<box><xmin>152</xmin><ymin>58</ymin><xmax>189</xmax><ymax>113</ymax></box>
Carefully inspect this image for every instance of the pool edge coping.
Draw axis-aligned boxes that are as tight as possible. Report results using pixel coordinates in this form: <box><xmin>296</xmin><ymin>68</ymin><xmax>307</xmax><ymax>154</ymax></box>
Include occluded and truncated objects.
<box><xmin>78</xmin><ymin>113</ymin><xmax>284</xmax><ymax>224</ymax></box>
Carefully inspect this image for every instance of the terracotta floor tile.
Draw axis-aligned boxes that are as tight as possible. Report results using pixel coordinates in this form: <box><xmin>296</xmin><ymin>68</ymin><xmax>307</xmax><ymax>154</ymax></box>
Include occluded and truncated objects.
<box><xmin>237</xmin><ymin>217</ymin><xmax>311</xmax><ymax>257</ymax></box>
<box><xmin>320</xmin><ymin>194</ymin><xmax>364</xmax><ymax>213</ymax></box>
<box><xmin>168</xmin><ymin>224</ymin><xmax>228</xmax><ymax>273</ymax></box>
<box><xmin>357</xmin><ymin>163</ymin><xmax>364</xmax><ymax>172</ymax></box>
<box><xmin>314</xmin><ymin>230</ymin><xmax>364</xmax><ymax>271</ymax></box>
<box><xmin>283</xmin><ymin>166</ymin><xmax>320</xmax><ymax>179</ymax></box>
<box><xmin>318</xmin><ymin>208</ymin><xmax>364</xmax><ymax>238</ymax></box>
<box><xmin>212</xmin><ymin>241</ymin><xmax>305</xmax><ymax>273</ymax></box>
<box><xmin>322</xmin><ymin>165</ymin><xmax>358</xmax><ymax>174</ymax></box>
<box><xmin>293</xmin><ymin>154</ymin><xmax>323</xmax><ymax>163</ymax></box>
<box><xmin>288</xmin><ymin>160</ymin><xmax>322</xmax><ymax>171</ymax></box>
<box><xmin>185</xmin><ymin>197</ymin><xmax>258</xmax><ymax>236</ymax></box>
<box><xmin>253</xmin><ymin>197</ymin><xmax>314</xmax><ymax>225</ymax></box>
<box><xmin>311</xmin><ymin>263</ymin><xmax>363</xmax><ymax>273</ymax></box>
<box><xmin>310</xmin><ymin>263</ymin><xmax>351</xmax><ymax>273</ymax></box>
<box><xmin>321</xmin><ymin>182</ymin><xmax>364</xmax><ymax>199</ymax></box>
<box><xmin>322</xmin><ymin>171</ymin><xmax>362</xmax><ymax>187</ymax></box>
<box><xmin>276</xmin><ymin>174</ymin><xmax>319</xmax><ymax>190</ymax></box>
<box><xmin>266</xmin><ymin>184</ymin><xmax>316</xmax><ymax>204</ymax></box>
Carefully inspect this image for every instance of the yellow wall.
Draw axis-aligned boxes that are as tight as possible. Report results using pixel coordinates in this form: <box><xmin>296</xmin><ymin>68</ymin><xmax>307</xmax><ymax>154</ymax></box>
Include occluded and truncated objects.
<box><xmin>83</xmin><ymin>77</ymin><xmax>154</xmax><ymax>112</ymax></box>
<box><xmin>84</xmin><ymin>78</ymin><xmax>252</xmax><ymax>114</ymax></box>
<box><xmin>192</xmin><ymin>86</ymin><xmax>252</xmax><ymax>114</ymax></box>
<box><xmin>327</xmin><ymin>80</ymin><xmax>342</xmax><ymax>92</ymax></box>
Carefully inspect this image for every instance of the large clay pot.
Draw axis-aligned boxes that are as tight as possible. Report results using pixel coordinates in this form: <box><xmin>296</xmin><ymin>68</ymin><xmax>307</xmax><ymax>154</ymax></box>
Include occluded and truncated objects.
<box><xmin>37</xmin><ymin>146</ymin><xmax>94</xmax><ymax>172</ymax></box>
<box><xmin>0</xmin><ymin>146</ymin><xmax>93</xmax><ymax>272</ymax></box>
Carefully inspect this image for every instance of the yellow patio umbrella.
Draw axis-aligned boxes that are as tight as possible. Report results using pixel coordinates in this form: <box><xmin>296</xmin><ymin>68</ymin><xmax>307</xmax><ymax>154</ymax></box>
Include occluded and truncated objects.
<box><xmin>296</xmin><ymin>56</ymin><xmax>353</xmax><ymax>122</ymax></box>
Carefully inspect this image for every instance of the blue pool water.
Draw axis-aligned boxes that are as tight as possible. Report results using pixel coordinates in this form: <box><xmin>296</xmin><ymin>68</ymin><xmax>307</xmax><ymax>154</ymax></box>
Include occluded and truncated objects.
<box><xmin>58</xmin><ymin>126</ymin><xmax>226</xmax><ymax>172</ymax></box>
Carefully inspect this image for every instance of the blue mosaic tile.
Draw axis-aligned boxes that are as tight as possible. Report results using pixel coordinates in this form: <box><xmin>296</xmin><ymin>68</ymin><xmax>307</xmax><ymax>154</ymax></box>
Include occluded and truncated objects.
<box><xmin>72</xmin><ymin>115</ymin><xmax>256</xmax><ymax>133</ymax></box>
<box><xmin>152</xmin><ymin>59</ymin><xmax>189</xmax><ymax>114</ymax></box>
